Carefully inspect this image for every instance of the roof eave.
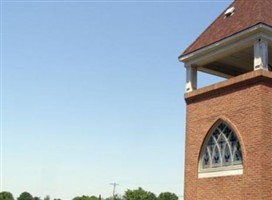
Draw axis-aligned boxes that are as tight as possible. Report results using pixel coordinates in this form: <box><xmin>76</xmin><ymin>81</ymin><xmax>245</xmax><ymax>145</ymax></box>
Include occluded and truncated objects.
<box><xmin>178</xmin><ymin>23</ymin><xmax>272</xmax><ymax>63</ymax></box>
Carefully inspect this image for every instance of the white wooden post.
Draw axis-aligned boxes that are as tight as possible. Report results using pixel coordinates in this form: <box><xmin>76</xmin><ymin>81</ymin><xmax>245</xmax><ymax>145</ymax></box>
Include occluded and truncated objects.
<box><xmin>185</xmin><ymin>64</ymin><xmax>197</xmax><ymax>92</ymax></box>
<box><xmin>254</xmin><ymin>38</ymin><xmax>268</xmax><ymax>70</ymax></box>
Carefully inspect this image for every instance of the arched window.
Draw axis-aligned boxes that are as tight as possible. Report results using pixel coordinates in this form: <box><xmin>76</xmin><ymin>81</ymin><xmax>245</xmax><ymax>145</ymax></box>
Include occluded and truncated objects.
<box><xmin>199</xmin><ymin>121</ymin><xmax>243</xmax><ymax>178</ymax></box>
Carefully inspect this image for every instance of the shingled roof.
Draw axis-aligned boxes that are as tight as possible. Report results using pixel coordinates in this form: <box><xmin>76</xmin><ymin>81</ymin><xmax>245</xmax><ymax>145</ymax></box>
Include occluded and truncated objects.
<box><xmin>180</xmin><ymin>0</ymin><xmax>272</xmax><ymax>57</ymax></box>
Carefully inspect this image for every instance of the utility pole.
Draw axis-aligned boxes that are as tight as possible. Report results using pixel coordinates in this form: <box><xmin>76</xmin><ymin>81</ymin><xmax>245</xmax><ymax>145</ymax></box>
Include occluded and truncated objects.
<box><xmin>110</xmin><ymin>182</ymin><xmax>119</xmax><ymax>200</ymax></box>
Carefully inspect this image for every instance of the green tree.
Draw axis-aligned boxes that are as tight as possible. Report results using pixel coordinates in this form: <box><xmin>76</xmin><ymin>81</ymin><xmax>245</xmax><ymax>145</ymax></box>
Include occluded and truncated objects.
<box><xmin>72</xmin><ymin>196</ymin><xmax>98</xmax><ymax>200</ymax></box>
<box><xmin>0</xmin><ymin>191</ymin><xmax>14</xmax><ymax>200</ymax></box>
<box><xmin>123</xmin><ymin>188</ymin><xmax>156</xmax><ymax>200</ymax></box>
<box><xmin>17</xmin><ymin>192</ymin><xmax>33</xmax><ymax>200</ymax></box>
<box><xmin>105</xmin><ymin>195</ymin><xmax>123</xmax><ymax>200</ymax></box>
<box><xmin>43</xmin><ymin>196</ymin><xmax>50</xmax><ymax>200</ymax></box>
<box><xmin>157</xmin><ymin>192</ymin><xmax>178</xmax><ymax>200</ymax></box>
<box><xmin>114</xmin><ymin>195</ymin><xmax>123</xmax><ymax>200</ymax></box>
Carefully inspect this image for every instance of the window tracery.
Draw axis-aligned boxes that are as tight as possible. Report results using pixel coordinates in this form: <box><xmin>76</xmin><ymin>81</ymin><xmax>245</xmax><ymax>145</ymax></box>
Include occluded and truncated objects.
<box><xmin>200</xmin><ymin>121</ymin><xmax>243</xmax><ymax>170</ymax></box>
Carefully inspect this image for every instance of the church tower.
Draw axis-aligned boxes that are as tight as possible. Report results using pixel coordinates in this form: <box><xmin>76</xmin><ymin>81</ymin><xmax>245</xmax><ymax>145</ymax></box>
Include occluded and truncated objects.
<box><xmin>179</xmin><ymin>0</ymin><xmax>272</xmax><ymax>199</ymax></box>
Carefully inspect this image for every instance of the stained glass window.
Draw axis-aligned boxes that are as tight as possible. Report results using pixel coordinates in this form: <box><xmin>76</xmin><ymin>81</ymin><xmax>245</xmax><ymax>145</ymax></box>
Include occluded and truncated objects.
<box><xmin>200</xmin><ymin>121</ymin><xmax>243</xmax><ymax>170</ymax></box>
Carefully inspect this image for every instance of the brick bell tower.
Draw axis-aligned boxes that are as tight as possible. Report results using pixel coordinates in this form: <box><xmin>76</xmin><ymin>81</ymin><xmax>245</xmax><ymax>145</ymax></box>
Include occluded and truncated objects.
<box><xmin>179</xmin><ymin>0</ymin><xmax>272</xmax><ymax>199</ymax></box>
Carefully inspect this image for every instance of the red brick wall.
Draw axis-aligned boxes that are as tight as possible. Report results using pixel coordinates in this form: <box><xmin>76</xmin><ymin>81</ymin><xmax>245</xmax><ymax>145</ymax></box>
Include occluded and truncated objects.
<box><xmin>184</xmin><ymin>70</ymin><xmax>272</xmax><ymax>200</ymax></box>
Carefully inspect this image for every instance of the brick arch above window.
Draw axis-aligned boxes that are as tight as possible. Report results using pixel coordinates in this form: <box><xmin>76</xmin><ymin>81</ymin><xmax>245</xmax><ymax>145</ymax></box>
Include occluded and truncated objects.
<box><xmin>198</xmin><ymin>120</ymin><xmax>243</xmax><ymax>178</ymax></box>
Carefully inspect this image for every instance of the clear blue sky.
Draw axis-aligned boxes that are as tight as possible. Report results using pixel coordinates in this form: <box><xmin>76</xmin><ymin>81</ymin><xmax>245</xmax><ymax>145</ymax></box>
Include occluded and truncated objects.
<box><xmin>1</xmin><ymin>0</ymin><xmax>231</xmax><ymax>199</ymax></box>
